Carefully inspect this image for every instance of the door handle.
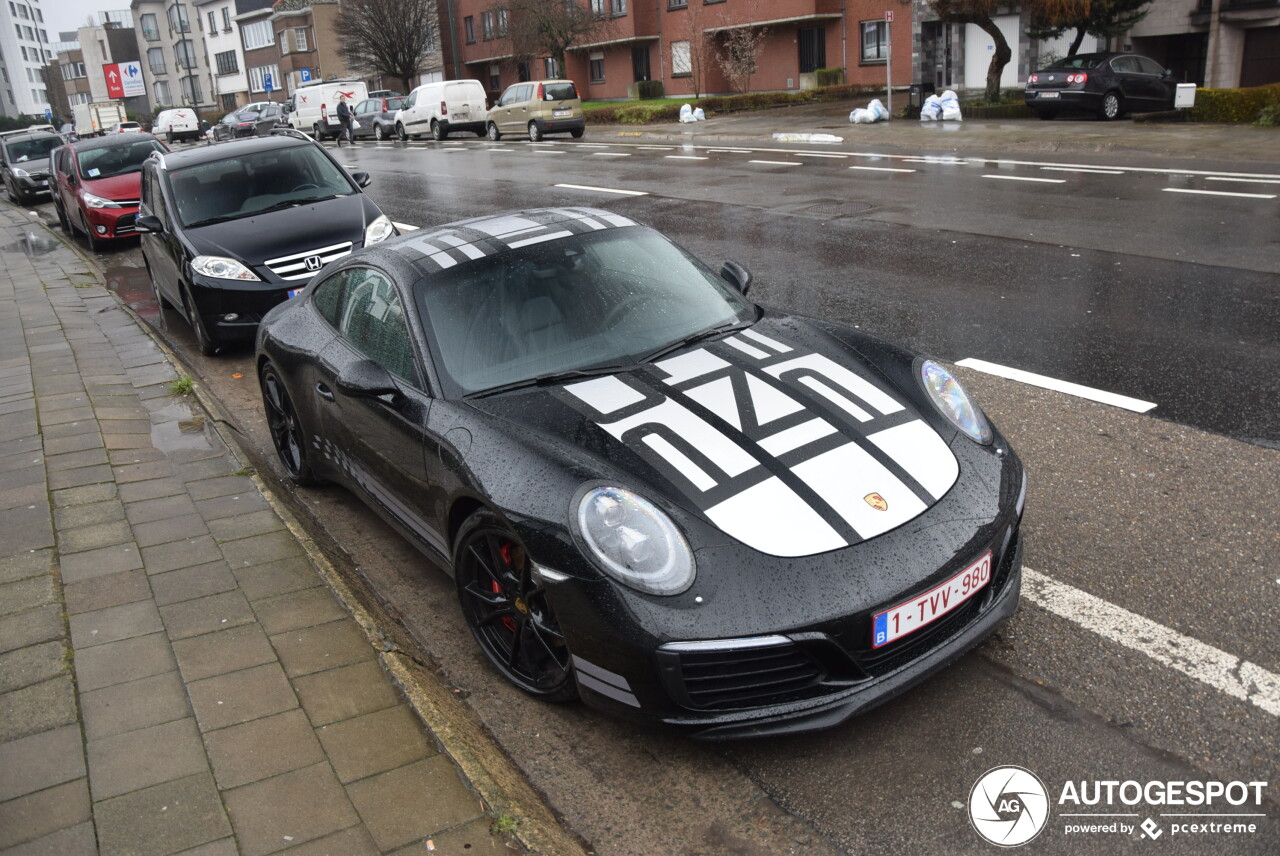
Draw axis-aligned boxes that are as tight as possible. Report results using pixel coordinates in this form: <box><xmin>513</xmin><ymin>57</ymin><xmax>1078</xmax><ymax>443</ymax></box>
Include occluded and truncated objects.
<box><xmin>316</xmin><ymin>382</ymin><xmax>335</xmax><ymax>402</ymax></box>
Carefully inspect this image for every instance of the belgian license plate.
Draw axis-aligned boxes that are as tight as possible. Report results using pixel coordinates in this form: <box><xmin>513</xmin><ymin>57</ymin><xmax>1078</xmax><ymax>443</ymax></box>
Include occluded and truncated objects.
<box><xmin>872</xmin><ymin>551</ymin><xmax>992</xmax><ymax>648</ymax></box>
<box><xmin>287</xmin><ymin>287</ymin><xmax>305</xmax><ymax>299</ymax></box>
<box><xmin>553</xmin><ymin>108</ymin><xmax>571</xmax><ymax>117</ymax></box>
<box><xmin>1039</xmin><ymin>91</ymin><xmax>1060</xmax><ymax>99</ymax></box>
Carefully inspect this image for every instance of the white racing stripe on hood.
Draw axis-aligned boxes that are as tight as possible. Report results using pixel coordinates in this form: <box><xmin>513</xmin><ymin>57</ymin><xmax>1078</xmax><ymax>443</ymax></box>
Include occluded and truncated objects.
<box><xmin>566</xmin><ymin>375</ymin><xmax>645</xmax><ymax>415</ymax></box>
<box><xmin>792</xmin><ymin>443</ymin><xmax>928</xmax><ymax>540</ymax></box>
<box><xmin>765</xmin><ymin>353</ymin><xmax>904</xmax><ymax>417</ymax></box>
<box><xmin>868</xmin><ymin>420</ymin><xmax>959</xmax><ymax>499</ymax></box>
<box><xmin>655</xmin><ymin>349</ymin><xmax>730</xmax><ymax>385</ymax></box>
<box><xmin>600</xmin><ymin>398</ymin><xmax>757</xmax><ymax>480</ymax></box>
<box><xmin>705</xmin><ymin>477</ymin><xmax>845</xmax><ymax>557</ymax></box>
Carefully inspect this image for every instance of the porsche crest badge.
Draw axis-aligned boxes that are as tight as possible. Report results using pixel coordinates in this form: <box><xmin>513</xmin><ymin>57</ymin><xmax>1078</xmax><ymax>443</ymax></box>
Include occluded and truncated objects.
<box><xmin>864</xmin><ymin>493</ymin><xmax>888</xmax><ymax>512</ymax></box>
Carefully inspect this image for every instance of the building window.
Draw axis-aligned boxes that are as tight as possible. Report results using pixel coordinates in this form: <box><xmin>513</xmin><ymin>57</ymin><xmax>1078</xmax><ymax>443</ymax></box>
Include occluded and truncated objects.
<box><xmin>671</xmin><ymin>40</ymin><xmax>690</xmax><ymax>76</ymax></box>
<box><xmin>589</xmin><ymin>51</ymin><xmax>604</xmax><ymax>83</ymax></box>
<box><xmin>148</xmin><ymin>47</ymin><xmax>166</xmax><ymax>75</ymax></box>
<box><xmin>242</xmin><ymin>19</ymin><xmax>273</xmax><ymax>50</ymax></box>
<box><xmin>175</xmin><ymin>39</ymin><xmax>197</xmax><ymax>69</ymax></box>
<box><xmin>612</xmin><ymin>0</ymin><xmax>626</xmax><ymax>14</ymax></box>
<box><xmin>279</xmin><ymin>30</ymin><xmax>290</xmax><ymax>53</ymax></box>
<box><xmin>222</xmin><ymin>8</ymin><xmax>230</xmax><ymax>30</ymax></box>
<box><xmin>481</xmin><ymin>11</ymin><xmax>493</xmax><ymax>40</ymax></box>
<box><xmin>153</xmin><ymin>80</ymin><xmax>171</xmax><ymax>104</ymax></box>
<box><xmin>464</xmin><ymin>16</ymin><xmax>474</xmax><ymax>44</ymax></box>
<box><xmin>497</xmin><ymin>9</ymin><xmax>507</xmax><ymax>36</ymax></box>
<box><xmin>488</xmin><ymin>63</ymin><xmax>500</xmax><ymax>92</ymax></box>
<box><xmin>208</xmin><ymin>11</ymin><xmax>216</xmax><ymax>33</ymax></box>
<box><xmin>221</xmin><ymin>92</ymin><xmax>237</xmax><ymax>109</ymax></box>
<box><xmin>543</xmin><ymin>57</ymin><xmax>557</xmax><ymax>78</ymax></box>
<box><xmin>590</xmin><ymin>0</ymin><xmax>603</xmax><ymax>14</ymax></box>
<box><xmin>169</xmin><ymin>4</ymin><xmax>190</xmax><ymax>33</ymax></box>
<box><xmin>668</xmin><ymin>0</ymin><xmax>687</xmax><ymax>8</ymax></box>
<box><xmin>293</xmin><ymin>28</ymin><xmax>307</xmax><ymax>52</ymax></box>
<box><xmin>517</xmin><ymin>61</ymin><xmax>530</xmax><ymax>82</ymax></box>
<box><xmin>24</xmin><ymin>25</ymin><xmax>33</xmax><ymax>40</ymax></box>
<box><xmin>69</xmin><ymin>91</ymin><xmax>91</xmax><ymax>107</ymax></box>
<box><xmin>215</xmin><ymin>50</ymin><xmax>237</xmax><ymax>75</ymax></box>
<box><xmin>860</xmin><ymin>21</ymin><xmax>887</xmax><ymax>63</ymax></box>
<box><xmin>180</xmin><ymin>75</ymin><xmax>202</xmax><ymax>105</ymax></box>
<box><xmin>248</xmin><ymin>64</ymin><xmax>279</xmax><ymax>93</ymax></box>
<box><xmin>61</xmin><ymin>61</ymin><xmax>86</xmax><ymax>80</ymax></box>
<box><xmin>141</xmin><ymin>12</ymin><xmax>159</xmax><ymax>41</ymax></box>
<box><xmin>13</xmin><ymin>25</ymin><xmax>20</xmax><ymax>40</ymax></box>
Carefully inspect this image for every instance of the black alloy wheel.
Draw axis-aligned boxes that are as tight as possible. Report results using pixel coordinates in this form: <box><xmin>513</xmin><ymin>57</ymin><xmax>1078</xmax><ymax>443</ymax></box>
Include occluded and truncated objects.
<box><xmin>259</xmin><ymin>363</ymin><xmax>322</xmax><ymax>485</ymax></box>
<box><xmin>181</xmin><ymin>280</ymin><xmax>218</xmax><ymax>357</ymax></box>
<box><xmin>79</xmin><ymin>213</ymin><xmax>100</xmax><ymax>253</ymax></box>
<box><xmin>454</xmin><ymin>511</ymin><xmax>577</xmax><ymax>702</ymax></box>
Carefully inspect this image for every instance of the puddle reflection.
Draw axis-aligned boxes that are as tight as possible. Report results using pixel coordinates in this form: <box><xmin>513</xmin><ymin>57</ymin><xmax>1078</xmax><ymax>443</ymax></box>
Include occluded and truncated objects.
<box><xmin>150</xmin><ymin>401</ymin><xmax>215</xmax><ymax>454</ymax></box>
<box><xmin>1</xmin><ymin>230</ymin><xmax>61</xmax><ymax>256</ymax></box>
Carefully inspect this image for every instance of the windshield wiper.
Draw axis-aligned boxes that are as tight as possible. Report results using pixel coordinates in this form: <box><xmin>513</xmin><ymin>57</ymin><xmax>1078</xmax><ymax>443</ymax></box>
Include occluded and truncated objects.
<box><xmin>466</xmin><ymin>362</ymin><xmax>632</xmax><ymax>399</ymax></box>
<box><xmin>246</xmin><ymin>195</ymin><xmax>339</xmax><ymax>217</ymax></box>
<box><xmin>638</xmin><ymin>319</ymin><xmax>753</xmax><ymax>365</ymax></box>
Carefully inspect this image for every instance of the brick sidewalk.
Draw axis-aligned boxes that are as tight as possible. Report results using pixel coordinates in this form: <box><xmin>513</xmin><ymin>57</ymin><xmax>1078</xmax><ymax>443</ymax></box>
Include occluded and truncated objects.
<box><xmin>0</xmin><ymin>210</ymin><xmax>514</xmax><ymax>855</ymax></box>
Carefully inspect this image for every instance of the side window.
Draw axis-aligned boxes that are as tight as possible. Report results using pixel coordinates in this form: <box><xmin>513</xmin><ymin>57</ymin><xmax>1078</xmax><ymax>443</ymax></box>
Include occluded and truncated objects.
<box><xmin>404</xmin><ymin>91</ymin><xmax>417</xmax><ymax>109</ymax></box>
<box><xmin>1111</xmin><ymin>56</ymin><xmax>1139</xmax><ymax>74</ymax></box>
<box><xmin>1137</xmin><ymin>56</ymin><xmax>1164</xmax><ymax>76</ymax></box>
<box><xmin>310</xmin><ymin>269</ymin><xmax>345</xmax><ymax>327</ymax></box>
<box><xmin>151</xmin><ymin>173</ymin><xmax>170</xmax><ymax>229</ymax></box>
<box><xmin>337</xmin><ymin>269</ymin><xmax>419</xmax><ymax>384</ymax></box>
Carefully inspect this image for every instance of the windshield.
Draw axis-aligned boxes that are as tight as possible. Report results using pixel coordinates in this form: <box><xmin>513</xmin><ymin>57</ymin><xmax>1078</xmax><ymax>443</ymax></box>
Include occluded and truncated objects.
<box><xmin>78</xmin><ymin>139</ymin><xmax>166</xmax><ymax>180</ymax></box>
<box><xmin>414</xmin><ymin>226</ymin><xmax>754</xmax><ymax>397</ymax></box>
<box><xmin>171</xmin><ymin>144</ymin><xmax>356</xmax><ymax>227</ymax></box>
<box><xmin>1045</xmin><ymin>54</ymin><xmax>1107</xmax><ymax>70</ymax></box>
<box><xmin>5</xmin><ymin>136</ymin><xmax>59</xmax><ymax>164</ymax></box>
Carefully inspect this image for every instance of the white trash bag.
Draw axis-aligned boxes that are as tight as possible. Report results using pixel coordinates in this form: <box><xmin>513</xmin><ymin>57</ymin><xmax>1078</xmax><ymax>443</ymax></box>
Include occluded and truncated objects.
<box><xmin>693</xmin><ymin>107</ymin><xmax>706</xmax><ymax>121</ymax></box>
<box><xmin>679</xmin><ymin>103</ymin><xmax>695</xmax><ymax>123</ymax></box>
<box><xmin>920</xmin><ymin>94</ymin><xmax>942</xmax><ymax>121</ymax></box>
<box><xmin>939</xmin><ymin>89</ymin><xmax>963</xmax><ymax>121</ymax></box>
<box><xmin>849</xmin><ymin>108</ymin><xmax>874</xmax><ymax>124</ymax></box>
<box><xmin>868</xmin><ymin>99</ymin><xmax>889</xmax><ymax>122</ymax></box>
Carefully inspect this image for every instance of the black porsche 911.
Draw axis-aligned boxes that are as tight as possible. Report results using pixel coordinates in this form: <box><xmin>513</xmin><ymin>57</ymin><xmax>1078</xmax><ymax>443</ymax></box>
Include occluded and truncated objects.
<box><xmin>1024</xmin><ymin>52</ymin><xmax>1180</xmax><ymax>120</ymax></box>
<box><xmin>255</xmin><ymin>208</ymin><xmax>1026</xmax><ymax>738</ymax></box>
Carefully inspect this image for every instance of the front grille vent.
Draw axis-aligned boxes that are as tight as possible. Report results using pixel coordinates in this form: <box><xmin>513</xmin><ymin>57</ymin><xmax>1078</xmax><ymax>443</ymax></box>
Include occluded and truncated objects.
<box><xmin>660</xmin><ymin>639</ymin><xmax>827</xmax><ymax>710</ymax></box>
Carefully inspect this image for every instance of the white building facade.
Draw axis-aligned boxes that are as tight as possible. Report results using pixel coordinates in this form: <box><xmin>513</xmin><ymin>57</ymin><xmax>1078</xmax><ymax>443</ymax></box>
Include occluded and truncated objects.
<box><xmin>195</xmin><ymin>0</ymin><xmax>247</xmax><ymax>110</ymax></box>
<box><xmin>0</xmin><ymin>0</ymin><xmax>53</xmax><ymax>117</ymax></box>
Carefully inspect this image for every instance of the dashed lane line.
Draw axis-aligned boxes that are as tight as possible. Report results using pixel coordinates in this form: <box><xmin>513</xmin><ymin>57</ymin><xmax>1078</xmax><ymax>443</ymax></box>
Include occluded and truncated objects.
<box><xmin>749</xmin><ymin>160</ymin><xmax>802</xmax><ymax>167</ymax></box>
<box><xmin>1205</xmin><ymin>176</ymin><xmax>1280</xmax><ymax>185</ymax></box>
<box><xmin>956</xmin><ymin>358</ymin><xmax>1156</xmax><ymax>413</ymax></box>
<box><xmin>665</xmin><ymin>155</ymin><xmax>709</xmax><ymax>160</ymax></box>
<box><xmin>1023</xmin><ymin>568</ymin><xmax>1280</xmax><ymax>718</ymax></box>
<box><xmin>1163</xmin><ymin>187</ymin><xmax>1277</xmax><ymax>200</ymax></box>
<box><xmin>554</xmin><ymin>183</ymin><xmax>648</xmax><ymax>196</ymax></box>
<box><xmin>849</xmin><ymin>165</ymin><xmax>917</xmax><ymax>173</ymax></box>
<box><xmin>591</xmin><ymin>152</ymin><xmax>631</xmax><ymax>157</ymax></box>
<box><xmin>1040</xmin><ymin>166</ymin><xmax>1125</xmax><ymax>175</ymax></box>
<box><xmin>983</xmin><ymin>174</ymin><xmax>1067</xmax><ymax>184</ymax></box>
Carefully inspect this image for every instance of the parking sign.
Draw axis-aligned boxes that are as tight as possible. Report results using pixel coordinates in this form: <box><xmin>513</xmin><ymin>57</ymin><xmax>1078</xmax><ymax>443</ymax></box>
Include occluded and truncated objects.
<box><xmin>264</xmin><ymin>72</ymin><xmax>273</xmax><ymax>92</ymax></box>
<box><xmin>300</xmin><ymin>68</ymin><xmax>312</xmax><ymax>83</ymax></box>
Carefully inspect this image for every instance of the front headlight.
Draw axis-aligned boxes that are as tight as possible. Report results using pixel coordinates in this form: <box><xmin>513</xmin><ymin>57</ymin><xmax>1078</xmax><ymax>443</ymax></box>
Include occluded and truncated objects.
<box><xmin>920</xmin><ymin>360</ymin><xmax>993</xmax><ymax>445</ymax></box>
<box><xmin>364</xmin><ymin>214</ymin><xmax>394</xmax><ymax>245</ymax></box>
<box><xmin>576</xmin><ymin>486</ymin><xmax>695</xmax><ymax>596</ymax></box>
<box><xmin>83</xmin><ymin>193</ymin><xmax>121</xmax><ymax>209</ymax></box>
<box><xmin>12</xmin><ymin>168</ymin><xmax>28</xmax><ymax>178</ymax></box>
<box><xmin>191</xmin><ymin>255</ymin><xmax>261</xmax><ymax>281</ymax></box>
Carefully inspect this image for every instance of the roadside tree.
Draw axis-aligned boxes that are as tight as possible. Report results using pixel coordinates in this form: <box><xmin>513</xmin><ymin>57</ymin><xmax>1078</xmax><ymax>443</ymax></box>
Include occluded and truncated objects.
<box><xmin>490</xmin><ymin>0</ymin><xmax>612</xmax><ymax>80</ymax></box>
<box><xmin>337</xmin><ymin>0</ymin><xmax>440</xmax><ymax>93</ymax></box>
<box><xmin>1029</xmin><ymin>0</ymin><xmax>1153</xmax><ymax>58</ymax></box>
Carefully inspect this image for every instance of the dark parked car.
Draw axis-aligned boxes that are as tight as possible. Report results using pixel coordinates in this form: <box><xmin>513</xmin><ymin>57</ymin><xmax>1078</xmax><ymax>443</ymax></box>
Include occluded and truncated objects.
<box><xmin>254</xmin><ymin>208</ymin><xmax>1026</xmax><ymax>738</ymax></box>
<box><xmin>212</xmin><ymin>105</ymin><xmax>286</xmax><ymax>141</ymax></box>
<box><xmin>1024</xmin><ymin>52</ymin><xmax>1179</xmax><ymax>120</ymax></box>
<box><xmin>50</xmin><ymin>132</ymin><xmax>168</xmax><ymax>251</ymax></box>
<box><xmin>351</xmin><ymin>96</ymin><xmax>406</xmax><ymax>141</ymax></box>
<box><xmin>1</xmin><ymin>130</ymin><xmax>61</xmax><ymax>204</ymax></box>
<box><xmin>137</xmin><ymin>134</ymin><xmax>394</xmax><ymax>355</ymax></box>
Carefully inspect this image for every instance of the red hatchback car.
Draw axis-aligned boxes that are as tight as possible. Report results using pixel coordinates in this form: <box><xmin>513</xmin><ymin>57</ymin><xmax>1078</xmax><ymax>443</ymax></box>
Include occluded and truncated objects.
<box><xmin>51</xmin><ymin>132</ymin><xmax>168</xmax><ymax>251</ymax></box>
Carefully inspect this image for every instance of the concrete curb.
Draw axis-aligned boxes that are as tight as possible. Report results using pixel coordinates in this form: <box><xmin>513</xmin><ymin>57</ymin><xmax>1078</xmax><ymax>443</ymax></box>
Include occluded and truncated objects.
<box><xmin>35</xmin><ymin>215</ymin><xmax>591</xmax><ymax>856</ymax></box>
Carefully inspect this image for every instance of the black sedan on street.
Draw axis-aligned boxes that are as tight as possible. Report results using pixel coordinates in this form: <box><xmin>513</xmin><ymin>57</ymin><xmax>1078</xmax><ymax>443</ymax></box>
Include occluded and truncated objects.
<box><xmin>254</xmin><ymin>208</ymin><xmax>1026</xmax><ymax>737</ymax></box>
<box><xmin>137</xmin><ymin>134</ymin><xmax>394</xmax><ymax>355</ymax></box>
<box><xmin>1025</xmin><ymin>52</ymin><xmax>1180</xmax><ymax>120</ymax></box>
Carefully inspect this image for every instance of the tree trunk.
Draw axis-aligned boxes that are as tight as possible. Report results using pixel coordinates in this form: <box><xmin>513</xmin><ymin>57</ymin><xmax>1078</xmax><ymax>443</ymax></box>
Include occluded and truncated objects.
<box><xmin>1068</xmin><ymin>25</ymin><xmax>1087</xmax><ymax>57</ymax></box>
<box><xmin>976</xmin><ymin>15</ymin><xmax>1011</xmax><ymax>103</ymax></box>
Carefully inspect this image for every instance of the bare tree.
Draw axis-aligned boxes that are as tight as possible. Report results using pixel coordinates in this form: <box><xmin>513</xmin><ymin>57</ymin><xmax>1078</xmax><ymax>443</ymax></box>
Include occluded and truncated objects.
<box><xmin>715</xmin><ymin>26</ymin><xmax>768</xmax><ymax>94</ymax></box>
<box><xmin>337</xmin><ymin>0</ymin><xmax>440</xmax><ymax>93</ymax></box>
<box><xmin>1029</xmin><ymin>0</ymin><xmax>1151</xmax><ymax>57</ymax></box>
<box><xmin>492</xmin><ymin>0</ymin><xmax>611</xmax><ymax>81</ymax></box>
<box><xmin>674</xmin><ymin>0</ymin><xmax>713</xmax><ymax>98</ymax></box>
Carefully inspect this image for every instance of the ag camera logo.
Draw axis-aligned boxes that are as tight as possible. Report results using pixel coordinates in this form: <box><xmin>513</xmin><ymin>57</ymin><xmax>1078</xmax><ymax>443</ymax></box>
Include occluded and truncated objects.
<box><xmin>969</xmin><ymin>766</ymin><xmax>1050</xmax><ymax>847</ymax></box>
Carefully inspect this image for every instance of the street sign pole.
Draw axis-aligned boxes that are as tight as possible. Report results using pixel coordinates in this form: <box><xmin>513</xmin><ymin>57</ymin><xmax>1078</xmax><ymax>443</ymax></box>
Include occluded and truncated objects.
<box><xmin>885</xmin><ymin>11</ymin><xmax>894</xmax><ymax>119</ymax></box>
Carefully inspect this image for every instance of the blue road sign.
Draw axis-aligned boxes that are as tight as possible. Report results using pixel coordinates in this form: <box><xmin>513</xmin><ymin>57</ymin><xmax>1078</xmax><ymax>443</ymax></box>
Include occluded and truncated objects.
<box><xmin>44</xmin><ymin>108</ymin><xmax>51</xmax><ymax>119</ymax></box>
<box><xmin>263</xmin><ymin>72</ymin><xmax>274</xmax><ymax>92</ymax></box>
<box><xmin>300</xmin><ymin>68</ymin><xmax>312</xmax><ymax>83</ymax></box>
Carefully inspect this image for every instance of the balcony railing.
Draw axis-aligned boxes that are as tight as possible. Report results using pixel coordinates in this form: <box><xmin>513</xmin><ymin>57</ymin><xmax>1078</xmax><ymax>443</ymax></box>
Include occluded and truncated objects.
<box><xmin>143</xmin><ymin>28</ymin><xmax>159</xmax><ymax>41</ymax></box>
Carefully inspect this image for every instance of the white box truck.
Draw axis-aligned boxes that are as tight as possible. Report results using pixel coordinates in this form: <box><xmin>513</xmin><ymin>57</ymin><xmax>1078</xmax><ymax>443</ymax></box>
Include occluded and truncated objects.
<box><xmin>73</xmin><ymin>101</ymin><xmax>127</xmax><ymax>137</ymax></box>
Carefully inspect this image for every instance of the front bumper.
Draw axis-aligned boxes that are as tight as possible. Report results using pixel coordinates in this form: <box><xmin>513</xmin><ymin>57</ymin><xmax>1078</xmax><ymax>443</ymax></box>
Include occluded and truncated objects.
<box><xmin>83</xmin><ymin>204</ymin><xmax>141</xmax><ymax>240</ymax></box>
<box><xmin>187</xmin><ymin>273</ymin><xmax>298</xmax><ymax>344</ymax></box>
<box><xmin>14</xmin><ymin>174</ymin><xmax>51</xmax><ymax>197</ymax></box>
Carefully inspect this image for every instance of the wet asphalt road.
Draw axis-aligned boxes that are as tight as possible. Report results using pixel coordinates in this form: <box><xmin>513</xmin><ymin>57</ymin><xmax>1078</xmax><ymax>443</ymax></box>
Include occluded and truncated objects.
<box><xmin>30</xmin><ymin>130</ymin><xmax>1280</xmax><ymax>855</ymax></box>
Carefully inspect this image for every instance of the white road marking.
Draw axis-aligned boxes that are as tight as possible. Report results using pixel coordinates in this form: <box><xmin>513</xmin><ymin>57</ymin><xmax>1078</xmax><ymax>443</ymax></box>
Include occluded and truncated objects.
<box><xmin>956</xmin><ymin>358</ymin><xmax>1156</xmax><ymax>413</ymax></box>
<box><xmin>708</xmin><ymin>148</ymin><xmax>754</xmax><ymax>153</ymax></box>
<box><xmin>392</xmin><ymin>222</ymin><xmax>419</xmax><ymax>232</ymax></box>
<box><xmin>575</xmin><ymin>143</ymin><xmax>611</xmax><ymax>148</ymax></box>
<box><xmin>1023</xmin><ymin>568</ymin><xmax>1280</xmax><ymax>717</ymax></box>
<box><xmin>1040</xmin><ymin>166</ymin><xmax>1125</xmax><ymax>175</ymax></box>
<box><xmin>637</xmin><ymin>145</ymin><xmax>674</xmax><ymax>150</ymax></box>
<box><xmin>1205</xmin><ymin>176</ymin><xmax>1280</xmax><ymax>185</ymax></box>
<box><xmin>591</xmin><ymin>152</ymin><xmax>631</xmax><ymax>157</ymax></box>
<box><xmin>849</xmin><ymin>165</ymin><xmax>916</xmax><ymax>174</ymax></box>
<box><xmin>1163</xmin><ymin>187</ymin><xmax>1277</xmax><ymax>200</ymax></box>
<box><xmin>793</xmin><ymin>152</ymin><xmax>848</xmax><ymax>159</ymax></box>
<box><xmin>665</xmin><ymin>155</ymin><xmax>709</xmax><ymax>160</ymax></box>
<box><xmin>969</xmin><ymin>156</ymin><xmax>1280</xmax><ymax>181</ymax></box>
<box><xmin>533</xmin><ymin>150</ymin><xmax>567</xmax><ymax>155</ymax></box>
<box><xmin>750</xmin><ymin>160</ymin><xmax>801</xmax><ymax>166</ymax></box>
<box><xmin>554</xmin><ymin>183</ymin><xmax>648</xmax><ymax>196</ymax></box>
<box><xmin>983</xmin><ymin>174</ymin><xmax>1067</xmax><ymax>184</ymax></box>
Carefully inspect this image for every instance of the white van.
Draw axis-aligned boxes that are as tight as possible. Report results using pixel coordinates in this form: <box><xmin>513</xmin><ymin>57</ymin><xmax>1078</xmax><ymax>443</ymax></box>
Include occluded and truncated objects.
<box><xmin>285</xmin><ymin>79</ymin><xmax>370</xmax><ymax>140</ymax></box>
<box><xmin>153</xmin><ymin>108</ymin><xmax>201</xmax><ymax>143</ymax></box>
<box><xmin>394</xmin><ymin>79</ymin><xmax>487</xmax><ymax>141</ymax></box>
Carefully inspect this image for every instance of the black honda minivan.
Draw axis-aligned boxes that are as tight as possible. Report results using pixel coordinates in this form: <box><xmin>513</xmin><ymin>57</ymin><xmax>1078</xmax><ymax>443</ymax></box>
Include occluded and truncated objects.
<box><xmin>137</xmin><ymin>134</ymin><xmax>394</xmax><ymax>354</ymax></box>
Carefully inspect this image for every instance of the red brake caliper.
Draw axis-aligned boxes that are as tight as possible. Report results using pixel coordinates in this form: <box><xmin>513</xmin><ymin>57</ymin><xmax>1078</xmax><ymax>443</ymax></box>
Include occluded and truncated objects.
<box><xmin>494</xmin><ymin>542</ymin><xmax>517</xmax><ymax>632</ymax></box>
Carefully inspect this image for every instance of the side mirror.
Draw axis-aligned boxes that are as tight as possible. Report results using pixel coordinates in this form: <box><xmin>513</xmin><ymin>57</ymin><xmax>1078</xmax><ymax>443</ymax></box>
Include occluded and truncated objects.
<box><xmin>720</xmin><ymin>259</ymin><xmax>752</xmax><ymax>296</ymax></box>
<box><xmin>1161</xmin><ymin>68</ymin><xmax>1173</xmax><ymax>79</ymax></box>
<box><xmin>351</xmin><ymin>171</ymin><xmax>372</xmax><ymax>188</ymax></box>
<box><xmin>336</xmin><ymin>359</ymin><xmax>401</xmax><ymax>403</ymax></box>
<box><xmin>135</xmin><ymin>213</ymin><xmax>162</xmax><ymax>233</ymax></box>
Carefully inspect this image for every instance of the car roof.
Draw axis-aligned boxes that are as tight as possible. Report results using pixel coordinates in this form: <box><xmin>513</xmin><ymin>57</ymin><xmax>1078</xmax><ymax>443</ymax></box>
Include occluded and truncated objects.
<box><xmin>371</xmin><ymin>207</ymin><xmax>640</xmax><ymax>278</ymax></box>
<box><xmin>151</xmin><ymin>134</ymin><xmax>314</xmax><ymax>171</ymax></box>
<box><xmin>2</xmin><ymin>130</ymin><xmax>60</xmax><ymax>143</ymax></box>
<box><xmin>67</xmin><ymin>132</ymin><xmax>162</xmax><ymax>153</ymax></box>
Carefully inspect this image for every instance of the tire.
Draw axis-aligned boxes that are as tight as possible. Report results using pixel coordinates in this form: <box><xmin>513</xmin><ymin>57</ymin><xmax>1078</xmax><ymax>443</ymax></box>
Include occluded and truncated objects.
<box><xmin>396</xmin><ymin>122</ymin><xmax>409</xmax><ymax>141</ymax></box>
<box><xmin>313</xmin><ymin>123</ymin><xmax>327</xmax><ymax>141</ymax></box>
<box><xmin>487</xmin><ymin>121</ymin><xmax>501</xmax><ymax>141</ymax></box>
<box><xmin>528</xmin><ymin>121</ymin><xmax>542</xmax><ymax>142</ymax></box>
<box><xmin>259</xmin><ymin>362</ymin><xmax>323</xmax><ymax>486</ymax></box>
<box><xmin>80</xmin><ymin>213</ymin><xmax>100</xmax><ymax>253</ymax></box>
<box><xmin>181</xmin><ymin>280</ymin><xmax>218</xmax><ymax>357</ymax></box>
<box><xmin>454</xmin><ymin>510</ymin><xmax>577</xmax><ymax>702</ymax></box>
<box><xmin>1035</xmin><ymin>109</ymin><xmax>1058</xmax><ymax>120</ymax></box>
<box><xmin>1099</xmin><ymin>91</ymin><xmax>1122</xmax><ymax>121</ymax></box>
<box><xmin>431</xmin><ymin>120</ymin><xmax>447</xmax><ymax>141</ymax></box>
<box><xmin>166</xmin><ymin>131</ymin><xmax>174</xmax><ymax>145</ymax></box>
<box><xmin>374</xmin><ymin>123</ymin><xmax>385</xmax><ymax>141</ymax></box>
<box><xmin>4</xmin><ymin>177</ymin><xmax>15</xmax><ymax>204</ymax></box>
<box><xmin>144</xmin><ymin>259</ymin><xmax>176</xmax><ymax>311</ymax></box>
<box><xmin>570</xmin><ymin>127</ymin><xmax>584</xmax><ymax>139</ymax></box>
<box><xmin>55</xmin><ymin>200</ymin><xmax>70</xmax><ymax>233</ymax></box>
